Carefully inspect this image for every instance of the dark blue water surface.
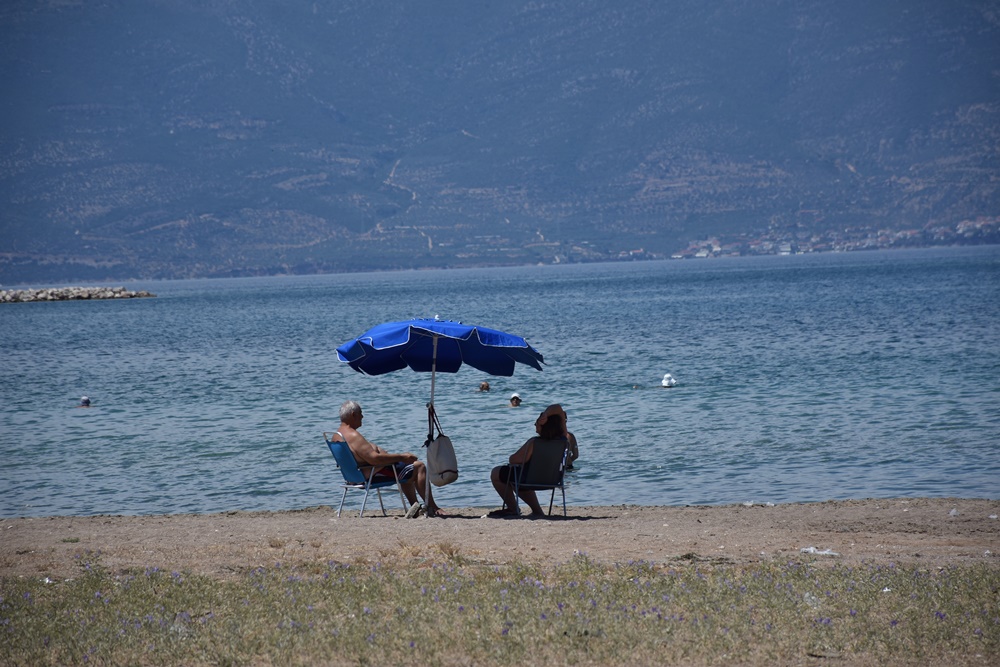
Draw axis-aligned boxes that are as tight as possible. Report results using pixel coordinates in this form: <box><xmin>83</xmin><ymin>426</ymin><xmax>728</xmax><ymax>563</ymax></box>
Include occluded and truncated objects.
<box><xmin>2</xmin><ymin>247</ymin><xmax>998</xmax><ymax>517</ymax></box>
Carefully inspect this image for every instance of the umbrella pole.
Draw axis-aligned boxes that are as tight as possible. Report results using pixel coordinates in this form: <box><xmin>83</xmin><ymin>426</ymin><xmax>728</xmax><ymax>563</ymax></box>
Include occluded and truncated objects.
<box><xmin>430</xmin><ymin>335</ymin><xmax>438</xmax><ymax>416</ymax></box>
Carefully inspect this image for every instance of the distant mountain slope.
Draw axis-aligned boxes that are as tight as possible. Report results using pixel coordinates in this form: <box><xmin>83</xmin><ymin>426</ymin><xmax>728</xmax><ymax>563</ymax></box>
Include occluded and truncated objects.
<box><xmin>1</xmin><ymin>0</ymin><xmax>997</xmax><ymax>282</ymax></box>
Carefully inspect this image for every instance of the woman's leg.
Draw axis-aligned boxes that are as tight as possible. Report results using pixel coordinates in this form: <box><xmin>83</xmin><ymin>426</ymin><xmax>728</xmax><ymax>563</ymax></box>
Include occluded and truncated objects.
<box><xmin>490</xmin><ymin>465</ymin><xmax>517</xmax><ymax>510</ymax></box>
<box><xmin>517</xmin><ymin>488</ymin><xmax>544</xmax><ymax>516</ymax></box>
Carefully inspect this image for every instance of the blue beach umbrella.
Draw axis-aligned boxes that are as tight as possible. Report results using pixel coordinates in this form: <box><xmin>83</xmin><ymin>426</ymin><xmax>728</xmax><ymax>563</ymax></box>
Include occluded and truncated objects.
<box><xmin>337</xmin><ymin>317</ymin><xmax>544</xmax><ymax>410</ymax></box>
<box><xmin>337</xmin><ymin>317</ymin><xmax>544</xmax><ymax>510</ymax></box>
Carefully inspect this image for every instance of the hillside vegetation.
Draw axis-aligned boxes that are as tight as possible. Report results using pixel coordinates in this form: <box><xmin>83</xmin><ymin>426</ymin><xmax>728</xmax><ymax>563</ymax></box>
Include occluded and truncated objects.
<box><xmin>1</xmin><ymin>0</ymin><xmax>998</xmax><ymax>281</ymax></box>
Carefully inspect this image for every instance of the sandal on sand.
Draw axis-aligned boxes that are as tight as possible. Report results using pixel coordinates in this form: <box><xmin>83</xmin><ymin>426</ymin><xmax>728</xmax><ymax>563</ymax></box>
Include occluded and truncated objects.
<box><xmin>487</xmin><ymin>508</ymin><xmax>519</xmax><ymax>518</ymax></box>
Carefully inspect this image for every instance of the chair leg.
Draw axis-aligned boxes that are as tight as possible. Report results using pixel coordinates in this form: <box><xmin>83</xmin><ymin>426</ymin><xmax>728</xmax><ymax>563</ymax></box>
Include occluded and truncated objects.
<box><xmin>360</xmin><ymin>485</ymin><xmax>372</xmax><ymax>518</ymax></box>
<box><xmin>547</xmin><ymin>488</ymin><xmax>556</xmax><ymax>516</ymax></box>
<box><xmin>337</xmin><ymin>488</ymin><xmax>348</xmax><ymax>518</ymax></box>
<box><xmin>377</xmin><ymin>489</ymin><xmax>387</xmax><ymax>516</ymax></box>
<box><xmin>561</xmin><ymin>486</ymin><xmax>567</xmax><ymax>517</ymax></box>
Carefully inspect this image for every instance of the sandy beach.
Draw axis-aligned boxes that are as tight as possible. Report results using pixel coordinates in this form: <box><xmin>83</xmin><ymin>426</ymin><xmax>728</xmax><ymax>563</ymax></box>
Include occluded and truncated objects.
<box><xmin>3</xmin><ymin>497</ymin><xmax>997</xmax><ymax>579</ymax></box>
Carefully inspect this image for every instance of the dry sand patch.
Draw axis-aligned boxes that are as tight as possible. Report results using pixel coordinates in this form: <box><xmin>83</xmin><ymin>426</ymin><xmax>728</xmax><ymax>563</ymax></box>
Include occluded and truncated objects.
<box><xmin>2</xmin><ymin>498</ymin><xmax>997</xmax><ymax>579</ymax></box>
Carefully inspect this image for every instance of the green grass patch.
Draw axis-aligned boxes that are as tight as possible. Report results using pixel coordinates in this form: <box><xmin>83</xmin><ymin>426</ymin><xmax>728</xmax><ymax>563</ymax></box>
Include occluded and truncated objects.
<box><xmin>2</xmin><ymin>553</ymin><xmax>997</xmax><ymax>666</ymax></box>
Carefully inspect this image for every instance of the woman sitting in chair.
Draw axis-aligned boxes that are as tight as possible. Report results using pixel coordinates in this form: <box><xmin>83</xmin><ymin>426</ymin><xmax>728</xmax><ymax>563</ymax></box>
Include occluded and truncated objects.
<box><xmin>489</xmin><ymin>409</ymin><xmax>567</xmax><ymax>518</ymax></box>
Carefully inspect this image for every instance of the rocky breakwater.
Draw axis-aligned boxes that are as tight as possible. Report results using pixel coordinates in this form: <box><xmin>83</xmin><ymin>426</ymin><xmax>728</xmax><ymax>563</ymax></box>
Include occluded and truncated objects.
<box><xmin>0</xmin><ymin>286</ymin><xmax>155</xmax><ymax>303</ymax></box>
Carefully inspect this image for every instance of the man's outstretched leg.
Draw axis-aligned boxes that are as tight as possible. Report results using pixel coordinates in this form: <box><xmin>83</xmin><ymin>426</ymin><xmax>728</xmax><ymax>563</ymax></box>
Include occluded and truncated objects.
<box><xmin>407</xmin><ymin>461</ymin><xmax>440</xmax><ymax>515</ymax></box>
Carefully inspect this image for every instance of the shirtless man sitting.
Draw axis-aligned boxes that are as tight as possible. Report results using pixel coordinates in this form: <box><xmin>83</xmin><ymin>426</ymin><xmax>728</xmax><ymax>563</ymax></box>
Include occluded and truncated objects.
<box><xmin>333</xmin><ymin>399</ymin><xmax>440</xmax><ymax>517</ymax></box>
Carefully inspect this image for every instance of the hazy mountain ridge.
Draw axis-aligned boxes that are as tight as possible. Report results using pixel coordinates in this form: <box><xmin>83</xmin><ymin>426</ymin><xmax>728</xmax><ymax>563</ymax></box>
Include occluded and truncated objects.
<box><xmin>1</xmin><ymin>0</ymin><xmax>997</xmax><ymax>282</ymax></box>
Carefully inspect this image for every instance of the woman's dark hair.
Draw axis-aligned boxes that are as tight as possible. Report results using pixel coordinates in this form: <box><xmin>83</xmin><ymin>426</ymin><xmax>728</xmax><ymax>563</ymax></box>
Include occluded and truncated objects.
<box><xmin>539</xmin><ymin>413</ymin><xmax>564</xmax><ymax>440</ymax></box>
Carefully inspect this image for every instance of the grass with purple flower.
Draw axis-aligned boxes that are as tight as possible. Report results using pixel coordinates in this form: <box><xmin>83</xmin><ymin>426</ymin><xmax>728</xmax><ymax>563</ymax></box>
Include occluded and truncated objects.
<box><xmin>1</xmin><ymin>552</ymin><xmax>996</xmax><ymax>665</ymax></box>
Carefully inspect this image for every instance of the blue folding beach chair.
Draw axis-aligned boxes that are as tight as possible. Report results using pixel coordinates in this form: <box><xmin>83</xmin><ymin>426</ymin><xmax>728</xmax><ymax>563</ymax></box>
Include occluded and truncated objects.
<box><xmin>323</xmin><ymin>433</ymin><xmax>409</xmax><ymax>517</ymax></box>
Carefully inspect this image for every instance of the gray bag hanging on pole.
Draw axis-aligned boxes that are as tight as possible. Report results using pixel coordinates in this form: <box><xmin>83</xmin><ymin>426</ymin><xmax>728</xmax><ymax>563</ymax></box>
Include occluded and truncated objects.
<box><xmin>425</xmin><ymin>405</ymin><xmax>459</xmax><ymax>487</ymax></box>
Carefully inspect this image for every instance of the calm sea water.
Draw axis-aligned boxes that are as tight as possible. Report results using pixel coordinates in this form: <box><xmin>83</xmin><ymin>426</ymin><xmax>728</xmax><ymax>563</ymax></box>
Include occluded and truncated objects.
<box><xmin>2</xmin><ymin>247</ymin><xmax>998</xmax><ymax>518</ymax></box>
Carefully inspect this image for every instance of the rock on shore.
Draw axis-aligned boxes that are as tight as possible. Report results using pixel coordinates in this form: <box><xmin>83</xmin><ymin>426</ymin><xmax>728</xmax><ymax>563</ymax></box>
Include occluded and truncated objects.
<box><xmin>0</xmin><ymin>286</ymin><xmax>155</xmax><ymax>303</ymax></box>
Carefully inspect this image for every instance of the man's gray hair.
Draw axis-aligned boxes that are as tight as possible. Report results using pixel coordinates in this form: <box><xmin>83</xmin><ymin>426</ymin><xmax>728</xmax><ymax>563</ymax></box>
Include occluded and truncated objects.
<box><xmin>339</xmin><ymin>400</ymin><xmax>362</xmax><ymax>421</ymax></box>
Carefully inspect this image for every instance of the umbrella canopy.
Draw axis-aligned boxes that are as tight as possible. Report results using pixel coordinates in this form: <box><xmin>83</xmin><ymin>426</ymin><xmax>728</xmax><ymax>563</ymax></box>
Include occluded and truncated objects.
<box><xmin>337</xmin><ymin>318</ymin><xmax>544</xmax><ymax>377</ymax></box>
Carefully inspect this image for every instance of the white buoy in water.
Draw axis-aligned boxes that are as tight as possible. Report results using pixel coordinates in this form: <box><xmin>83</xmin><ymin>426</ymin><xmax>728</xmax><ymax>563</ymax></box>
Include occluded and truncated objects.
<box><xmin>661</xmin><ymin>373</ymin><xmax>677</xmax><ymax>388</ymax></box>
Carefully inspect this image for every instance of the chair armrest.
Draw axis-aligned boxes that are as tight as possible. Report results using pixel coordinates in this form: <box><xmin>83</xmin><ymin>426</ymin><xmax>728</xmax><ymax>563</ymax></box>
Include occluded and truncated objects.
<box><xmin>357</xmin><ymin>464</ymin><xmax>379</xmax><ymax>481</ymax></box>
